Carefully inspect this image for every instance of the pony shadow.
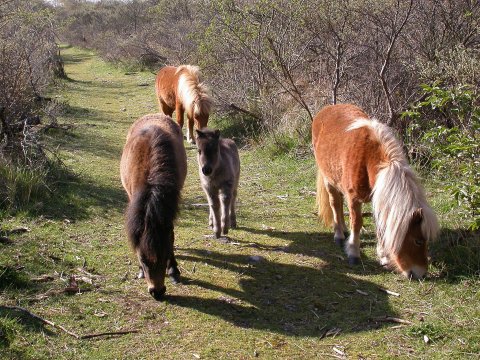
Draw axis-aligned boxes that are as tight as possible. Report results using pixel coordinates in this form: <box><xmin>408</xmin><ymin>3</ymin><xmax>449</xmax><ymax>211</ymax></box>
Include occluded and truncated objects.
<box><xmin>429</xmin><ymin>227</ymin><xmax>480</xmax><ymax>283</ymax></box>
<box><xmin>235</xmin><ymin>226</ymin><xmax>386</xmax><ymax>276</ymax></box>
<box><xmin>170</xmin><ymin>249</ymin><xmax>397</xmax><ymax>337</ymax></box>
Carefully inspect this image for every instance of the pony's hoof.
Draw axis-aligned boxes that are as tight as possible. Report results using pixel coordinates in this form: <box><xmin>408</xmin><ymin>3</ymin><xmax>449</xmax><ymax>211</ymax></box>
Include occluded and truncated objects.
<box><xmin>168</xmin><ymin>268</ymin><xmax>181</xmax><ymax>284</ymax></box>
<box><xmin>169</xmin><ymin>274</ymin><xmax>181</xmax><ymax>284</ymax></box>
<box><xmin>334</xmin><ymin>236</ymin><xmax>344</xmax><ymax>247</ymax></box>
<box><xmin>348</xmin><ymin>256</ymin><xmax>360</xmax><ymax>265</ymax></box>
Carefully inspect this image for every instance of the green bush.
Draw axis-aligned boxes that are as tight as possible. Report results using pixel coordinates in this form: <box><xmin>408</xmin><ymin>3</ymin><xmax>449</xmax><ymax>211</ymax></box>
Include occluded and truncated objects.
<box><xmin>0</xmin><ymin>161</ymin><xmax>50</xmax><ymax>212</ymax></box>
<box><xmin>403</xmin><ymin>84</ymin><xmax>479</xmax><ymax>230</ymax></box>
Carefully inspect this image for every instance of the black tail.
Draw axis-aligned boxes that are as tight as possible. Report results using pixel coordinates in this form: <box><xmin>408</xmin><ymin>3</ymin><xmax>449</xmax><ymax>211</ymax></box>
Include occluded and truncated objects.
<box><xmin>125</xmin><ymin>129</ymin><xmax>180</xmax><ymax>261</ymax></box>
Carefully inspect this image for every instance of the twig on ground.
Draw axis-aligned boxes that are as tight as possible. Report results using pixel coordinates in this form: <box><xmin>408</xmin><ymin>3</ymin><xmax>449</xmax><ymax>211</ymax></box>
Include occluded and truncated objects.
<box><xmin>356</xmin><ymin>289</ymin><xmax>369</xmax><ymax>296</ymax></box>
<box><xmin>379</xmin><ymin>288</ymin><xmax>400</xmax><ymax>297</ymax></box>
<box><xmin>372</xmin><ymin>316</ymin><xmax>412</xmax><ymax>325</ymax></box>
<box><xmin>1</xmin><ymin>306</ymin><xmax>139</xmax><ymax>340</ymax></box>
<box><xmin>79</xmin><ymin>330</ymin><xmax>139</xmax><ymax>339</ymax></box>
<box><xmin>2</xmin><ymin>306</ymin><xmax>80</xmax><ymax>338</ymax></box>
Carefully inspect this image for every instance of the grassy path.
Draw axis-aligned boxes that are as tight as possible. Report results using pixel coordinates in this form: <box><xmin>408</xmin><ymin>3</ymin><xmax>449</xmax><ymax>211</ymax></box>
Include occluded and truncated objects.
<box><xmin>0</xmin><ymin>47</ymin><xmax>478</xmax><ymax>359</ymax></box>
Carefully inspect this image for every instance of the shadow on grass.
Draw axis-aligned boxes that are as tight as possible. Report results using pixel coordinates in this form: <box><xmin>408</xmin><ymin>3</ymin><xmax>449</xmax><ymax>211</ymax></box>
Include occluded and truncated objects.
<box><xmin>430</xmin><ymin>227</ymin><xmax>480</xmax><ymax>282</ymax></box>
<box><xmin>6</xmin><ymin>159</ymin><xmax>126</xmax><ymax>221</ymax></box>
<box><xmin>171</xmin><ymin>247</ymin><xmax>396</xmax><ymax>337</ymax></box>
<box><xmin>62</xmin><ymin>52</ymin><xmax>93</xmax><ymax>65</ymax></box>
<box><xmin>235</xmin><ymin>226</ymin><xmax>383</xmax><ymax>276</ymax></box>
<box><xmin>0</xmin><ymin>266</ymin><xmax>30</xmax><ymax>291</ymax></box>
<box><xmin>31</xmin><ymin>173</ymin><xmax>126</xmax><ymax>221</ymax></box>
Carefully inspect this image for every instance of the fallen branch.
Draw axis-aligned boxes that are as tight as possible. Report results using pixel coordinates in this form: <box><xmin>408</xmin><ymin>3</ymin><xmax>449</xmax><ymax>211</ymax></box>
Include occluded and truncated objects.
<box><xmin>228</xmin><ymin>103</ymin><xmax>262</xmax><ymax>121</ymax></box>
<box><xmin>2</xmin><ymin>305</ymin><xmax>79</xmax><ymax>338</ymax></box>
<box><xmin>372</xmin><ymin>316</ymin><xmax>412</xmax><ymax>325</ymax></box>
<box><xmin>79</xmin><ymin>330</ymin><xmax>139</xmax><ymax>339</ymax></box>
<box><xmin>1</xmin><ymin>306</ymin><xmax>139</xmax><ymax>339</ymax></box>
<box><xmin>379</xmin><ymin>288</ymin><xmax>400</xmax><ymax>297</ymax></box>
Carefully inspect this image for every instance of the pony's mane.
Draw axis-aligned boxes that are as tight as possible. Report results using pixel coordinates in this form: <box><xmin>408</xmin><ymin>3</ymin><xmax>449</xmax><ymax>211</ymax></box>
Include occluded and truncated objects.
<box><xmin>126</xmin><ymin>128</ymin><xmax>180</xmax><ymax>261</ymax></box>
<box><xmin>176</xmin><ymin>65</ymin><xmax>212</xmax><ymax>118</ymax></box>
<box><xmin>348</xmin><ymin>118</ymin><xmax>439</xmax><ymax>255</ymax></box>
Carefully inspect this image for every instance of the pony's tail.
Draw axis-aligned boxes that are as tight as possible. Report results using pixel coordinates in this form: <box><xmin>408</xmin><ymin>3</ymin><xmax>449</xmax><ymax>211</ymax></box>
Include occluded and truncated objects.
<box><xmin>316</xmin><ymin>170</ymin><xmax>333</xmax><ymax>226</ymax></box>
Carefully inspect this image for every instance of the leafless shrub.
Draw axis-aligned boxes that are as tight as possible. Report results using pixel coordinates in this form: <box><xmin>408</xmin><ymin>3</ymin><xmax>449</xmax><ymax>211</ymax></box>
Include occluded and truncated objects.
<box><xmin>0</xmin><ymin>0</ymin><xmax>60</xmax><ymax>160</ymax></box>
<box><xmin>55</xmin><ymin>0</ymin><xmax>479</xmax><ymax>137</ymax></box>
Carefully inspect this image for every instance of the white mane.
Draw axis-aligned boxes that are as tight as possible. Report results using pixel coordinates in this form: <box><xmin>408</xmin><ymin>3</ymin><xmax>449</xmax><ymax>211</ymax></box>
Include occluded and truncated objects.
<box><xmin>348</xmin><ymin>118</ymin><xmax>439</xmax><ymax>254</ymax></box>
<box><xmin>176</xmin><ymin>65</ymin><xmax>211</xmax><ymax>117</ymax></box>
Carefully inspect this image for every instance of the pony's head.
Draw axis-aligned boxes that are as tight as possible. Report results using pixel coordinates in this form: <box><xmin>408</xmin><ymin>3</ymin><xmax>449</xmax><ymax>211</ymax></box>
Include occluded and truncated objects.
<box><xmin>193</xmin><ymin>98</ymin><xmax>211</xmax><ymax>130</ymax></box>
<box><xmin>196</xmin><ymin>128</ymin><xmax>220</xmax><ymax>176</ymax></box>
<box><xmin>391</xmin><ymin>208</ymin><xmax>435</xmax><ymax>279</ymax></box>
<box><xmin>135</xmin><ymin>227</ymin><xmax>173</xmax><ymax>300</ymax></box>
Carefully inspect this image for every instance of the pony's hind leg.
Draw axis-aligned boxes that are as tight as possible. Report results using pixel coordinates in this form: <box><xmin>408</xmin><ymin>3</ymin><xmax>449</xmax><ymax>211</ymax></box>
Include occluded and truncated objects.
<box><xmin>345</xmin><ymin>199</ymin><xmax>362</xmax><ymax>265</ymax></box>
<box><xmin>230</xmin><ymin>187</ymin><xmax>238</xmax><ymax>228</ymax></box>
<box><xmin>159</xmin><ymin>98</ymin><xmax>173</xmax><ymax>117</ymax></box>
<box><xmin>326</xmin><ymin>184</ymin><xmax>347</xmax><ymax>247</ymax></box>
<box><xmin>175</xmin><ymin>103</ymin><xmax>185</xmax><ymax>129</ymax></box>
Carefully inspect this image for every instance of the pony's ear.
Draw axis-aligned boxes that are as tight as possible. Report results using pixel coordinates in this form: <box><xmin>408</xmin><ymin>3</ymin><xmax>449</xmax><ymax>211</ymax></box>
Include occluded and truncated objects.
<box><xmin>213</xmin><ymin>129</ymin><xmax>220</xmax><ymax>139</ymax></box>
<box><xmin>412</xmin><ymin>208</ymin><xmax>423</xmax><ymax>224</ymax></box>
<box><xmin>196</xmin><ymin>129</ymin><xmax>205</xmax><ymax>138</ymax></box>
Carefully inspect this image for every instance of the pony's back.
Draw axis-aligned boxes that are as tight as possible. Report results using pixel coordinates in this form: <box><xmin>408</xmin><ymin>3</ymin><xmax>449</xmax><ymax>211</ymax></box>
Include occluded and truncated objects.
<box><xmin>312</xmin><ymin>104</ymin><xmax>386</xmax><ymax>202</ymax></box>
<box><xmin>120</xmin><ymin>114</ymin><xmax>187</xmax><ymax>299</ymax></box>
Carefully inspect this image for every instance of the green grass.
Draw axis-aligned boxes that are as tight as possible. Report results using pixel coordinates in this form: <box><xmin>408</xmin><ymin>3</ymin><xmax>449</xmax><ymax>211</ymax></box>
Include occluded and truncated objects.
<box><xmin>0</xmin><ymin>47</ymin><xmax>479</xmax><ymax>359</ymax></box>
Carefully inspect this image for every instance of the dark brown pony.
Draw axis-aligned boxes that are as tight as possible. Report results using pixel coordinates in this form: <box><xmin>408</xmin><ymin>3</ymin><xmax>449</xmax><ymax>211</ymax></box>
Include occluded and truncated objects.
<box><xmin>312</xmin><ymin>104</ymin><xmax>439</xmax><ymax>279</ymax></box>
<box><xmin>120</xmin><ymin>114</ymin><xmax>187</xmax><ymax>300</ymax></box>
<box><xmin>155</xmin><ymin>65</ymin><xmax>212</xmax><ymax>144</ymax></box>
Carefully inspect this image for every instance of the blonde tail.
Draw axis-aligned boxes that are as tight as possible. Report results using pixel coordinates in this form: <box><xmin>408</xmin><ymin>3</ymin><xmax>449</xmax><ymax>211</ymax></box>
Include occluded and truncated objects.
<box><xmin>316</xmin><ymin>170</ymin><xmax>333</xmax><ymax>226</ymax></box>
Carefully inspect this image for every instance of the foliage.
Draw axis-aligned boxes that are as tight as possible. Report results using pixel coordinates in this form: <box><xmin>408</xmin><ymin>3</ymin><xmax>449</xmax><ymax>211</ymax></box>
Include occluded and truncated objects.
<box><xmin>0</xmin><ymin>1</ymin><xmax>69</xmax><ymax>214</ymax></box>
<box><xmin>0</xmin><ymin>1</ymin><xmax>60</xmax><ymax>151</ymax></box>
<box><xmin>53</xmin><ymin>0</ymin><xmax>480</xmax><ymax>135</ymax></box>
<box><xmin>0</xmin><ymin>316</ymin><xmax>17</xmax><ymax>348</ymax></box>
<box><xmin>406</xmin><ymin>323</ymin><xmax>445</xmax><ymax>342</ymax></box>
<box><xmin>403</xmin><ymin>83</ymin><xmax>479</xmax><ymax>230</ymax></box>
<box><xmin>0</xmin><ymin>161</ymin><xmax>50</xmax><ymax>212</ymax></box>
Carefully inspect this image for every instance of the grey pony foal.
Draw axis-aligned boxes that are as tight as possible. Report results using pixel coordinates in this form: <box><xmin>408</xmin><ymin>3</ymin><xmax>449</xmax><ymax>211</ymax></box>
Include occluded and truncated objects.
<box><xmin>196</xmin><ymin>129</ymin><xmax>240</xmax><ymax>238</ymax></box>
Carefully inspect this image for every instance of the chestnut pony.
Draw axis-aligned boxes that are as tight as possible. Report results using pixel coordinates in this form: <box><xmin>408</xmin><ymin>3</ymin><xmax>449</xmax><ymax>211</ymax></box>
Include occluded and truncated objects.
<box><xmin>120</xmin><ymin>114</ymin><xmax>187</xmax><ymax>300</ymax></box>
<box><xmin>155</xmin><ymin>65</ymin><xmax>212</xmax><ymax>144</ymax></box>
<box><xmin>312</xmin><ymin>104</ymin><xmax>439</xmax><ymax>279</ymax></box>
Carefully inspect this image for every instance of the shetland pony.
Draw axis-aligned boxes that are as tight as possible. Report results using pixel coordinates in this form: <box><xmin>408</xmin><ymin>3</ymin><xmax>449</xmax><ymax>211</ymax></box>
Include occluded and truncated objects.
<box><xmin>196</xmin><ymin>128</ymin><xmax>240</xmax><ymax>238</ymax></box>
<box><xmin>312</xmin><ymin>104</ymin><xmax>439</xmax><ymax>279</ymax></box>
<box><xmin>120</xmin><ymin>114</ymin><xmax>187</xmax><ymax>300</ymax></box>
<box><xmin>155</xmin><ymin>65</ymin><xmax>212</xmax><ymax>144</ymax></box>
